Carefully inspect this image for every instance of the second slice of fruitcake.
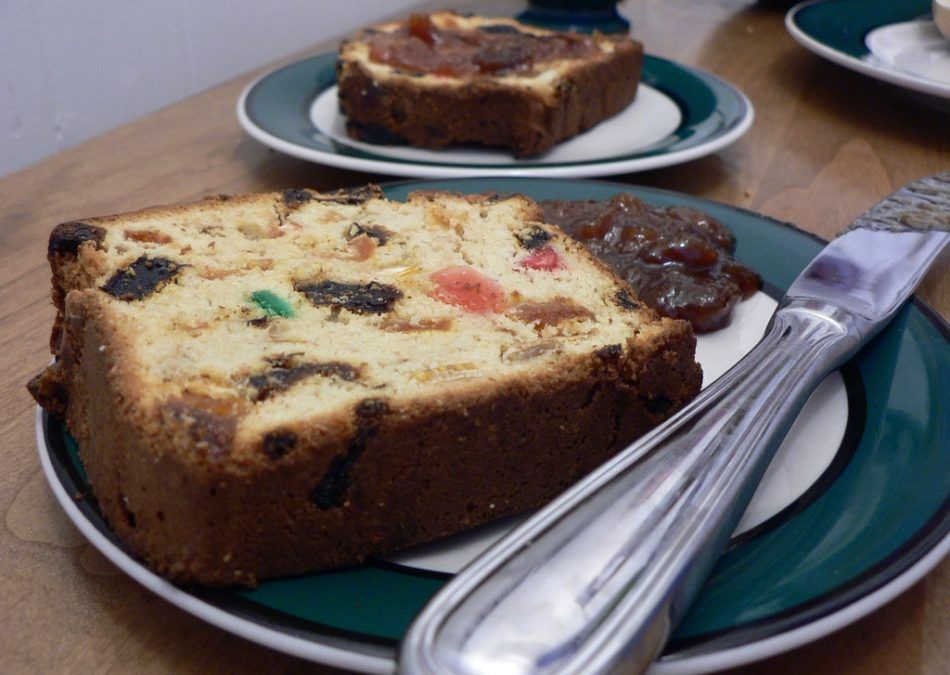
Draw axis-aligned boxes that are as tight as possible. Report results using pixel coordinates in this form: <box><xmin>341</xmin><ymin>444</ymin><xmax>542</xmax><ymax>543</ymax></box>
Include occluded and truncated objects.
<box><xmin>337</xmin><ymin>12</ymin><xmax>643</xmax><ymax>157</ymax></box>
<box><xmin>29</xmin><ymin>185</ymin><xmax>701</xmax><ymax>586</ymax></box>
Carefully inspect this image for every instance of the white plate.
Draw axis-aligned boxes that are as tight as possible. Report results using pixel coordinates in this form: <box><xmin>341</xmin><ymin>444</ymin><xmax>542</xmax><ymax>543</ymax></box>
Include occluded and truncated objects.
<box><xmin>237</xmin><ymin>52</ymin><xmax>753</xmax><ymax>178</ymax></box>
<box><xmin>866</xmin><ymin>20</ymin><xmax>950</xmax><ymax>86</ymax></box>
<box><xmin>787</xmin><ymin>0</ymin><xmax>950</xmax><ymax>101</ymax></box>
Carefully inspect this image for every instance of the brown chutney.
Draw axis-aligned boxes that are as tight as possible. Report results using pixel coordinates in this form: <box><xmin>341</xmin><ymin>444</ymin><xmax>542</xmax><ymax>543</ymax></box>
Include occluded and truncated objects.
<box><xmin>542</xmin><ymin>194</ymin><xmax>761</xmax><ymax>332</ymax></box>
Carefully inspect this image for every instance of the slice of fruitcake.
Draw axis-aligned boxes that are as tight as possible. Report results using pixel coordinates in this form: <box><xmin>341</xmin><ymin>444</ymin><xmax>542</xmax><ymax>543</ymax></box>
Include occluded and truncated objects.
<box><xmin>29</xmin><ymin>184</ymin><xmax>701</xmax><ymax>586</ymax></box>
<box><xmin>337</xmin><ymin>12</ymin><xmax>643</xmax><ymax>157</ymax></box>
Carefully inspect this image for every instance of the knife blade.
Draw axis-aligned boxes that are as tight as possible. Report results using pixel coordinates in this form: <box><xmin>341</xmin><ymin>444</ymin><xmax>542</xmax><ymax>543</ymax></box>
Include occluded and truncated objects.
<box><xmin>398</xmin><ymin>173</ymin><xmax>949</xmax><ymax>675</ymax></box>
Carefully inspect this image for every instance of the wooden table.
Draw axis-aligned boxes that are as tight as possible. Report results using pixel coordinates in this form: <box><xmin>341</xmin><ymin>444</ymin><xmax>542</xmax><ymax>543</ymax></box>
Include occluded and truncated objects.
<box><xmin>1</xmin><ymin>1</ymin><xmax>946</xmax><ymax>672</ymax></box>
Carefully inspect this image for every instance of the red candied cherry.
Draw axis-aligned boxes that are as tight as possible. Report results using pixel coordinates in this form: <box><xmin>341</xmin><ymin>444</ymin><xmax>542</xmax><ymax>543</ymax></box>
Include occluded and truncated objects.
<box><xmin>429</xmin><ymin>266</ymin><xmax>506</xmax><ymax>313</ymax></box>
<box><xmin>518</xmin><ymin>246</ymin><xmax>564</xmax><ymax>271</ymax></box>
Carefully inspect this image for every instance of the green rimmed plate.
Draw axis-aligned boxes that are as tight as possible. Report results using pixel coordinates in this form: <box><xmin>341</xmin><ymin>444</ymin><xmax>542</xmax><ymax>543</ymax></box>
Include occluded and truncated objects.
<box><xmin>786</xmin><ymin>0</ymin><xmax>950</xmax><ymax>101</ymax></box>
<box><xmin>38</xmin><ymin>178</ymin><xmax>949</xmax><ymax>673</ymax></box>
<box><xmin>236</xmin><ymin>53</ymin><xmax>753</xmax><ymax>178</ymax></box>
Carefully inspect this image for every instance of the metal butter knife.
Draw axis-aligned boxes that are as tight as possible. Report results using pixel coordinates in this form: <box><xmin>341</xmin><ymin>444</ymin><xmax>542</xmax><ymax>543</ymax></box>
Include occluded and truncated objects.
<box><xmin>399</xmin><ymin>173</ymin><xmax>950</xmax><ymax>675</ymax></box>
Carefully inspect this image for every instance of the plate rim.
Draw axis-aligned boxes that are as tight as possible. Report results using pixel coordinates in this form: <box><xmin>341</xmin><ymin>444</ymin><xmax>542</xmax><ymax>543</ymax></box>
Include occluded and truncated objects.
<box><xmin>786</xmin><ymin>0</ymin><xmax>950</xmax><ymax>99</ymax></box>
<box><xmin>36</xmin><ymin>178</ymin><xmax>950</xmax><ymax>673</ymax></box>
<box><xmin>235</xmin><ymin>52</ymin><xmax>754</xmax><ymax>178</ymax></box>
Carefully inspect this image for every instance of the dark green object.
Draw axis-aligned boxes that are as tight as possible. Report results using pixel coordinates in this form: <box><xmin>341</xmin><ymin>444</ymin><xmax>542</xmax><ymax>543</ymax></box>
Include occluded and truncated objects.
<box><xmin>791</xmin><ymin>0</ymin><xmax>931</xmax><ymax>58</ymax></box>
<box><xmin>251</xmin><ymin>289</ymin><xmax>294</xmax><ymax>318</ymax></box>
<box><xmin>517</xmin><ymin>0</ymin><xmax>629</xmax><ymax>34</ymax></box>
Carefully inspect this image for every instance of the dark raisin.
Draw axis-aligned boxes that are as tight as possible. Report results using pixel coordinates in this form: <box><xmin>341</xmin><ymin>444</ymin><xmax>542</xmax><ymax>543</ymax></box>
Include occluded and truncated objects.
<box><xmin>101</xmin><ymin>256</ymin><xmax>181</xmax><ymax>301</ymax></box>
<box><xmin>311</xmin><ymin>399</ymin><xmax>388</xmax><ymax>510</ymax></box>
<box><xmin>164</xmin><ymin>402</ymin><xmax>235</xmax><ymax>460</ymax></box>
<box><xmin>615</xmin><ymin>289</ymin><xmax>641</xmax><ymax>310</ymax></box>
<box><xmin>282</xmin><ymin>189</ymin><xmax>312</xmax><ymax>207</ymax></box>
<box><xmin>346</xmin><ymin>222</ymin><xmax>391</xmax><ymax>245</ymax></box>
<box><xmin>315</xmin><ymin>184</ymin><xmax>385</xmax><ymax>205</ymax></box>
<box><xmin>479</xmin><ymin>24</ymin><xmax>525</xmax><ymax>35</ymax></box>
<box><xmin>49</xmin><ymin>222</ymin><xmax>107</xmax><ymax>257</ymax></box>
<box><xmin>262</xmin><ymin>431</ymin><xmax>297</xmax><ymax>459</ymax></box>
<box><xmin>118</xmin><ymin>493</ymin><xmax>136</xmax><ymax>528</ymax></box>
<box><xmin>247</xmin><ymin>316</ymin><xmax>269</xmax><ymax>328</ymax></box>
<box><xmin>246</xmin><ymin>360</ymin><xmax>360</xmax><ymax>401</ymax></box>
<box><xmin>596</xmin><ymin>344</ymin><xmax>623</xmax><ymax>360</ymax></box>
<box><xmin>643</xmin><ymin>395</ymin><xmax>673</xmax><ymax>415</ymax></box>
<box><xmin>295</xmin><ymin>280</ymin><xmax>402</xmax><ymax>315</ymax></box>
<box><xmin>356</xmin><ymin>398</ymin><xmax>388</xmax><ymax>420</ymax></box>
<box><xmin>516</xmin><ymin>225</ymin><xmax>551</xmax><ymax>250</ymax></box>
<box><xmin>311</xmin><ymin>453</ymin><xmax>355</xmax><ymax>510</ymax></box>
<box><xmin>348</xmin><ymin>120</ymin><xmax>409</xmax><ymax>146</ymax></box>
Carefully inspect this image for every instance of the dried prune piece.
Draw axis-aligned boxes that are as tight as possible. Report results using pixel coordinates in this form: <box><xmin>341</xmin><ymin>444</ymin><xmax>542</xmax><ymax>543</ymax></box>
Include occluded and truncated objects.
<box><xmin>355</xmin><ymin>398</ymin><xmax>388</xmax><ymax>420</ymax></box>
<box><xmin>643</xmin><ymin>395</ymin><xmax>673</xmax><ymax>416</ymax></box>
<box><xmin>348</xmin><ymin>121</ymin><xmax>409</xmax><ymax>146</ymax></box>
<box><xmin>282</xmin><ymin>189</ymin><xmax>312</xmax><ymax>207</ymax></box>
<box><xmin>615</xmin><ymin>289</ymin><xmax>641</xmax><ymax>311</ymax></box>
<box><xmin>101</xmin><ymin>256</ymin><xmax>181</xmax><ymax>301</ymax></box>
<box><xmin>346</xmin><ymin>222</ymin><xmax>391</xmax><ymax>245</ymax></box>
<box><xmin>295</xmin><ymin>280</ymin><xmax>402</xmax><ymax>314</ymax></box>
<box><xmin>247</xmin><ymin>359</ymin><xmax>360</xmax><ymax>401</ymax></box>
<box><xmin>311</xmin><ymin>399</ymin><xmax>387</xmax><ymax>510</ymax></box>
<box><xmin>262</xmin><ymin>431</ymin><xmax>297</xmax><ymax>460</ymax></box>
<box><xmin>318</xmin><ymin>184</ymin><xmax>384</xmax><ymax>205</ymax></box>
<box><xmin>311</xmin><ymin>454</ymin><xmax>352</xmax><ymax>510</ymax></box>
<box><xmin>49</xmin><ymin>222</ymin><xmax>107</xmax><ymax>257</ymax></box>
<box><xmin>480</xmin><ymin>24</ymin><xmax>525</xmax><ymax>35</ymax></box>
<box><xmin>284</xmin><ymin>185</ymin><xmax>382</xmax><ymax>208</ymax></box>
<box><xmin>164</xmin><ymin>400</ymin><xmax>236</xmax><ymax>460</ymax></box>
<box><xmin>596</xmin><ymin>344</ymin><xmax>623</xmax><ymax>360</ymax></box>
<box><xmin>515</xmin><ymin>224</ymin><xmax>551</xmax><ymax>250</ymax></box>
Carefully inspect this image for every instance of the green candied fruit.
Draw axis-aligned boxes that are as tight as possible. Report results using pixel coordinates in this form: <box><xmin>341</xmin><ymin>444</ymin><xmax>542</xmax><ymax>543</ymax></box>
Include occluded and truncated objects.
<box><xmin>250</xmin><ymin>290</ymin><xmax>295</xmax><ymax>318</ymax></box>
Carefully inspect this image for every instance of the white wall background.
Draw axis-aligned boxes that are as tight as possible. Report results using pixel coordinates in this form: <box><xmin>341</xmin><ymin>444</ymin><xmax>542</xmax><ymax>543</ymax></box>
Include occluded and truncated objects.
<box><xmin>0</xmin><ymin>0</ymin><xmax>419</xmax><ymax>178</ymax></box>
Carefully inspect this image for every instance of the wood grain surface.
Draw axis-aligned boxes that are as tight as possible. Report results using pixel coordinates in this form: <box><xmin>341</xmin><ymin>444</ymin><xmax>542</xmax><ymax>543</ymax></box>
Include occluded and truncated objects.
<box><xmin>0</xmin><ymin>1</ymin><xmax>946</xmax><ymax>673</ymax></box>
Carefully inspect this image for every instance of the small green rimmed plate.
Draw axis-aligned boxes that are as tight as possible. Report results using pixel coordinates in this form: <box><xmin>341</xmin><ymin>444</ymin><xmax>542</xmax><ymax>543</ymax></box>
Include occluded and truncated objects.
<box><xmin>236</xmin><ymin>53</ymin><xmax>753</xmax><ymax>178</ymax></box>
<box><xmin>787</xmin><ymin>0</ymin><xmax>950</xmax><ymax>101</ymax></box>
<box><xmin>38</xmin><ymin>178</ymin><xmax>949</xmax><ymax>673</ymax></box>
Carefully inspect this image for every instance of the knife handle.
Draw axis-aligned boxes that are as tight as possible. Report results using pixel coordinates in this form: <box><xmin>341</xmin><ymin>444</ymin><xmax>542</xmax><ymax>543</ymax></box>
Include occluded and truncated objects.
<box><xmin>399</xmin><ymin>299</ymin><xmax>864</xmax><ymax>675</ymax></box>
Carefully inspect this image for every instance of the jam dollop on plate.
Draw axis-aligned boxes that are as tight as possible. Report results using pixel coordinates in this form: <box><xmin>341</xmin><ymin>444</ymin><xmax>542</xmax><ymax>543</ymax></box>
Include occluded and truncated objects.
<box><xmin>542</xmin><ymin>194</ymin><xmax>761</xmax><ymax>332</ymax></box>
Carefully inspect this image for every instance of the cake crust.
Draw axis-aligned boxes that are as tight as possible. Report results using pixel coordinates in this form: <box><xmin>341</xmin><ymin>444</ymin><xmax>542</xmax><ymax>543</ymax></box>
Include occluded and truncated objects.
<box><xmin>30</xmin><ymin>186</ymin><xmax>701</xmax><ymax>586</ymax></box>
